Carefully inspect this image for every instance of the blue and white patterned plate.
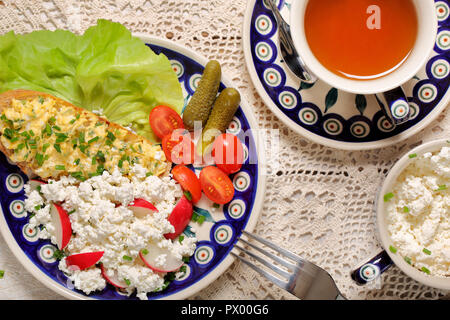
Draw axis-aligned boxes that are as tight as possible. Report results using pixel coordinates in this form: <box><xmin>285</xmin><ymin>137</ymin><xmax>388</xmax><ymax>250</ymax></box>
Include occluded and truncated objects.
<box><xmin>243</xmin><ymin>0</ymin><xmax>450</xmax><ymax>150</ymax></box>
<box><xmin>0</xmin><ymin>36</ymin><xmax>265</xmax><ymax>300</ymax></box>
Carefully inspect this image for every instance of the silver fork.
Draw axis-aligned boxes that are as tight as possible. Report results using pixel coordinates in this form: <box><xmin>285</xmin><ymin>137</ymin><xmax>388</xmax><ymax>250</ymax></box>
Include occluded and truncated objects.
<box><xmin>231</xmin><ymin>231</ymin><xmax>346</xmax><ymax>300</ymax></box>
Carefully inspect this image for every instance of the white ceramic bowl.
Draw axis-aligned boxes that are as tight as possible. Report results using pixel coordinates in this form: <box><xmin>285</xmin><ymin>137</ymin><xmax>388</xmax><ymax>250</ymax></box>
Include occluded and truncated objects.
<box><xmin>376</xmin><ymin>139</ymin><xmax>450</xmax><ymax>290</ymax></box>
<box><xmin>289</xmin><ymin>0</ymin><xmax>438</xmax><ymax>94</ymax></box>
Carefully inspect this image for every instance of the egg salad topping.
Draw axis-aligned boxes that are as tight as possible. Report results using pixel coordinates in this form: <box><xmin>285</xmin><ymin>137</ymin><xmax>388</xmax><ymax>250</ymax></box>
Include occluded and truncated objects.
<box><xmin>0</xmin><ymin>96</ymin><xmax>168</xmax><ymax>179</ymax></box>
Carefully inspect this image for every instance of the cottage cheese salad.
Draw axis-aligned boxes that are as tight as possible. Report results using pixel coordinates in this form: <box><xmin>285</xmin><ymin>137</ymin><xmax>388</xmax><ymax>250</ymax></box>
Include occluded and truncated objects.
<box><xmin>385</xmin><ymin>145</ymin><xmax>449</xmax><ymax>277</ymax></box>
<box><xmin>24</xmin><ymin>165</ymin><xmax>197</xmax><ymax>300</ymax></box>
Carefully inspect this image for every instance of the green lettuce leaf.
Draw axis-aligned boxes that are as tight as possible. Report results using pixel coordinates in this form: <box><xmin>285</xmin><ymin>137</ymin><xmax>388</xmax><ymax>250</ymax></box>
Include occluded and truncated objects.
<box><xmin>0</xmin><ymin>19</ymin><xmax>183</xmax><ymax>143</ymax></box>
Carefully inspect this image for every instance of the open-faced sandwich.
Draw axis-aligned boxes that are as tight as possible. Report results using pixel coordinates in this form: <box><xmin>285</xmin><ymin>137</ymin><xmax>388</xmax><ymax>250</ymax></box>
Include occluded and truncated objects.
<box><xmin>0</xmin><ymin>90</ymin><xmax>197</xmax><ymax>299</ymax></box>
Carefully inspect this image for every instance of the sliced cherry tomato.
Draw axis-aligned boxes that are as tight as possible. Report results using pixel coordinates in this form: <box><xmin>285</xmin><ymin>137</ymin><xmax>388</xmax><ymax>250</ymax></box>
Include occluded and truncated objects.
<box><xmin>149</xmin><ymin>105</ymin><xmax>184</xmax><ymax>139</ymax></box>
<box><xmin>199</xmin><ymin>166</ymin><xmax>234</xmax><ymax>204</ymax></box>
<box><xmin>164</xmin><ymin>195</ymin><xmax>193</xmax><ymax>240</ymax></box>
<box><xmin>172</xmin><ymin>165</ymin><xmax>202</xmax><ymax>203</ymax></box>
<box><xmin>212</xmin><ymin>133</ymin><xmax>244</xmax><ymax>174</ymax></box>
<box><xmin>162</xmin><ymin>131</ymin><xmax>195</xmax><ymax>164</ymax></box>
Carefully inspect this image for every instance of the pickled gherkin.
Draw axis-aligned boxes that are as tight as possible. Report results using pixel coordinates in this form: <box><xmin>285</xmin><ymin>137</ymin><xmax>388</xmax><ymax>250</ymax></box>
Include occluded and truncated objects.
<box><xmin>182</xmin><ymin>60</ymin><xmax>221</xmax><ymax>130</ymax></box>
<box><xmin>198</xmin><ymin>87</ymin><xmax>241</xmax><ymax>155</ymax></box>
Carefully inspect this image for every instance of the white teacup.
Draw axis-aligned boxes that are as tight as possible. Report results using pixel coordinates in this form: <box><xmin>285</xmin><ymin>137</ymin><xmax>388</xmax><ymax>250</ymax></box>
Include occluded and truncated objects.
<box><xmin>289</xmin><ymin>0</ymin><xmax>438</xmax><ymax>125</ymax></box>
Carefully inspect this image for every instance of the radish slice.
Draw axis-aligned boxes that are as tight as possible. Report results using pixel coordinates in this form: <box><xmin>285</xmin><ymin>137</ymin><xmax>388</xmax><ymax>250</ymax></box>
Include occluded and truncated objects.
<box><xmin>164</xmin><ymin>196</ymin><xmax>193</xmax><ymax>240</ymax></box>
<box><xmin>50</xmin><ymin>203</ymin><xmax>72</xmax><ymax>250</ymax></box>
<box><xmin>66</xmin><ymin>251</ymin><xmax>104</xmax><ymax>271</ymax></box>
<box><xmin>100</xmin><ymin>264</ymin><xmax>128</xmax><ymax>289</ymax></box>
<box><xmin>28</xmin><ymin>179</ymin><xmax>46</xmax><ymax>192</ymax></box>
<box><xmin>139</xmin><ymin>243</ymin><xmax>183</xmax><ymax>273</ymax></box>
<box><xmin>128</xmin><ymin>198</ymin><xmax>158</xmax><ymax>219</ymax></box>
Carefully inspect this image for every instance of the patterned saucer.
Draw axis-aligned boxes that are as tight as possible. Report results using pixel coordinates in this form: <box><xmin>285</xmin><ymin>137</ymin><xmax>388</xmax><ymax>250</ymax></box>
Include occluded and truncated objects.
<box><xmin>243</xmin><ymin>0</ymin><xmax>450</xmax><ymax>150</ymax></box>
<box><xmin>0</xmin><ymin>36</ymin><xmax>265</xmax><ymax>300</ymax></box>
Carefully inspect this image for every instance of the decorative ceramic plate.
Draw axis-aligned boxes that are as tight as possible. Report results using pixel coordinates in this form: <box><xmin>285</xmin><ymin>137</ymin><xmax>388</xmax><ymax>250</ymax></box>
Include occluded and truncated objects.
<box><xmin>243</xmin><ymin>0</ymin><xmax>450</xmax><ymax>150</ymax></box>
<box><xmin>0</xmin><ymin>36</ymin><xmax>265</xmax><ymax>300</ymax></box>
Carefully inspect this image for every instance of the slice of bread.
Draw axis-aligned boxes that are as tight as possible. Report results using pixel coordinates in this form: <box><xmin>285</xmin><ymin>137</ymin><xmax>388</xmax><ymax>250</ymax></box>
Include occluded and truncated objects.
<box><xmin>0</xmin><ymin>89</ymin><xmax>170</xmax><ymax>180</ymax></box>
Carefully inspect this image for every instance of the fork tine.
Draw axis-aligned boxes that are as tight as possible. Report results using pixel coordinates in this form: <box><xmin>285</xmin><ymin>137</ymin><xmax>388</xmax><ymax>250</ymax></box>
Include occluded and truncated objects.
<box><xmin>242</xmin><ymin>230</ymin><xmax>306</xmax><ymax>264</ymax></box>
<box><xmin>237</xmin><ymin>237</ymin><xmax>299</xmax><ymax>271</ymax></box>
<box><xmin>233</xmin><ymin>244</ymin><xmax>292</xmax><ymax>279</ymax></box>
<box><xmin>230</xmin><ymin>252</ymin><xmax>289</xmax><ymax>290</ymax></box>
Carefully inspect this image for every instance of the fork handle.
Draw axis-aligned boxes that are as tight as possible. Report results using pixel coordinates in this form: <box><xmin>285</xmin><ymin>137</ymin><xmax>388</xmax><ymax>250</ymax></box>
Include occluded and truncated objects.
<box><xmin>350</xmin><ymin>250</ymin><xmax>393</xmax><ymax>285</ymax></box>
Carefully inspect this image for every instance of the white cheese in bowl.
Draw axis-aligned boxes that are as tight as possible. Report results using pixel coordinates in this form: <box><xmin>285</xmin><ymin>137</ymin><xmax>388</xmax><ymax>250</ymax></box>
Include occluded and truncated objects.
<box><xmin>385</xmin><ymin>146</ymin><xmax>449</xmax><ymax>277</ymax></box>
<box><xmin>24</xmin><ymin>165</ymin><xmax>197</xmax><ymax>300</ymax></box>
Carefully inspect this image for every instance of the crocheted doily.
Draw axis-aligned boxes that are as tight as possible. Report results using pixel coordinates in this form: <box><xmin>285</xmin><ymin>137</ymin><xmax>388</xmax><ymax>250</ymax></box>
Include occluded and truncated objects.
<box><xmin>0</xmin><ymin>0</ymin><xmax>448</xmax><ymax>300</ymax></box>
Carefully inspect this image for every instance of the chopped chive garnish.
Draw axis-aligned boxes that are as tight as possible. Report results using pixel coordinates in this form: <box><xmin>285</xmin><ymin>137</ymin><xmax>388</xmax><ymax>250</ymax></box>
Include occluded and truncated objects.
<box><xmin>28</xmin><ymin>130</ymin><xmax>34</xmax><ymax>136</ymax></box>
<box><xmin>179</xmin><ymin>265</ymin><xmax>187</xmax><ymax>274</ymax></box>
<box><xmin>48</xmin><ymin>117</ymin><xmax>56</xmax><ymax>125</ymax></box>
<box><xmin>53</xmin><ymin>249</ymin><xmax>65</xmax><ymax>260</ymax></box>
<box><xmin>421</xmin><ymin>266</ymin><xmax>430</xmax><ymax>274</ymax></box>
<box><xmin>79</xmin><ymin>144</ymin><xmax>88</xmax><ymax>154</ymax></box>
<box><xmin>118</xmin><ymin>159</ymin><xmax>123</xmax><ymax>168</ymax></box>
<box><xmin>53</xmin><ymin>144</ymin><xmax>61</xmax><ymax>153</ymax></box>
<box><xmin>74</xmin><ymin>158</ymin><xmax>80</xmax><ymax>165</ymax></box>
<box><xmin>213</xmin><ymin>203</ymin><xmax>220</xmax><ymax>209</ymax></box>
<box><xmin>78</xmin><ymin>132</ymin><xmax>85</xmax><ymax>143</ymax></box>
<box><xmin>141</xmin><ymin>249</ymin><xmax>149</xmax><ymax>255</ymax></box>
<box><xmin>68</xmin><ymin>209</ymin><xmax>76</xmax><ymax>215</ymax></box>
<box><xmin>389</xmin><ymin>245</ymin><xmax>397</xmax><ymax>254</ymax></box>
<box><xmin>55</xmin><ymin>165</ymin><xmax>65</xmax><ymax>170</ymax></box>
<box><xmin>409</xmin><ymin>153</ymin><xmax>417</xmax><ymax>159</ymax></box>
<box><xmin>55</xmin><ymin>133</ymin><xmax>68</xmax><ymax>143</ymax></box>
<box><xmin>106</xmin><ymin>131</ymin><xmax>116</xmax><ymax>141</ymax></box>
<box><xmin>38</xmin><ymin>96</ymin><xmax>44</xmax><ymax>104</ymax></box>
<box><xmin>34</xmin><ymin>205</ymin><xmax>41</xmax><ymax>211</ymax></box>
<box><xmin>403</xmin><ymin>206</ymin><xmax>410</xmax><ymax>213</ymax></box>
<box><xmin>404</xmin><ymin>256</ymin><xmax>412</xmax><ymax>265</ymax></box>
<box><xmin>182</xmin><ymin>256</ymin><xmax>190</xmax><ymax>263</ymax></box>
<box><xmin>88</xmin><ymin>136</ymin><xmax>99</xmax><ymax>144</ymax></box>
<box><xmin>146</xmin><ymin>172</ymin><xmax>153</xmax><ymax>177</ymax></box>
<box><xmin>36</xmin><ymin>153</ymin><xmax>44</xmax><ymax>166</ymax></box>
<box><xmin>0</xmin><ymin>270</ymin><xmax>4</xmax><ymax>279</ymax></box>
<box><xmin>45</xmin><ymin>123</ymin><xmax>52</xmax><ymax>136</ymax></box>
<box><xmin>130</xmin><ymin>145</ymin><xmax>137</xmax><ymax>153</ymax></box>
<box><xmin>20</xmin><ymin>131</ymin><xmax>30</xmax><ymax>139</ymax></box>
<box><xmin>52</xmin><ymin>125</ymin><xmax>61</xmax><ymax>131</ymax></box>
<box><xmin>384</xmin><ymin>192</ymin><xmax>394</xmax><ymax>202</ymax></box>
<box><xmin>122</xmin><ymin>255</ymin><xmax>132</xmax><ymax>261</ymax></box>
<box><xmin>423</xmin><ymin>248</ymin><xmax>431</xmax><ymax>255</ymax></box>
<box><xmin>71</xmin><ymin>171</ymin><xmax>85</xmax><ymax>182</ymax></box>
<box><xmin>436</xmin><ymin>184</ymin><xmax>447</xmax><ymax>191</ymax></box>
<box><xmin>69</xmin><ymin>118</ymin><xmax>76</xmax><ymax>124</ymax></box>
<box><xmin>16</xmin><ymin>143</ymin><xmax>25</xmax><ymax>151</ymax></box>
<box><xmin>95</xmin><ymin>121</ymin><xmax>103</xmax><ymax>127</ymax></box>
<box><xmin>191</xmin><ymin>212</ymin><xmax>198</xmax><ymax>222</ymax></box>
<box><xmin>197</xmin><ymin>215</ymin><xmax>205</xmax><ymax>225</ymax></box>
<box><xmin>178</xmin><ymin>235</ymin><xmax>184</xmax><ymax>243</ymax></box>
<box><xmin>124</xmin><ymin>278</ymin><xmax>131</xmax><ymax>286</ymax></box>
<box><xmin>42</xmin><ymin>143</ymin><xmax>50</xmax><ymax>153</ymax></box>
<box><xmin>96</xmin><ymin>164</ymin><xmax>105</xmax><ymax>175</ymax></box>
<box><xmin>3</xmin><ymin>128</ymin><xmax>15</xmax><ymax>140</ymax></box>
<box><xmin>183</xmin><ymin>190</ymin><xmax>192</xmax><ymax>201</ymax></box>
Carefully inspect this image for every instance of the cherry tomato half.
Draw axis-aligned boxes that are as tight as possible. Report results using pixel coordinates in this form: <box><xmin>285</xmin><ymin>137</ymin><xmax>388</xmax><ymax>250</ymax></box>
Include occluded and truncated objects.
<box><xmin>172</xmin><ymin>165</ymin><xmax>202</xmax><ymax>203</ymax></box>
<box><xmin>212</xmin><ymin>133</ymin><xmax>244</xmax><ymax>174</ymax></box>
<box><xmin>149</xmin><ymin>105</ymin><xmax>184</xmax><ymax>139</ymax></box>
<box><xmin>199</xmin><ymin>166</ymin><xmax>234</xmax><ymax>204</ymax></box>
<box><xmin>162</xmin><ymin>131</ymin><xmax>195</xmax><ymax>164</ymax></box>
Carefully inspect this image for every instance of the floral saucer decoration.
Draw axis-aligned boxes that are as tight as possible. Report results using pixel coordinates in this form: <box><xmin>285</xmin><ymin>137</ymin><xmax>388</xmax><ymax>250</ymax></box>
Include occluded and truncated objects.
<box><xmin>244</xmin><ymin>0</ymin><xmax>450</xmax><ymax>150</ymax></box>
<box><xmin>0</xmin><ymin>37</ymin><xmax>264</xmax><ymax>300</ymax></box>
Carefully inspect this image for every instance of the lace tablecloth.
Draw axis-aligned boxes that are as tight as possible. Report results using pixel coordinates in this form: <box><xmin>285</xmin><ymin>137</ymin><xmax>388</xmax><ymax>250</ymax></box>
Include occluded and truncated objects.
<box><xmin>0</xmin><ymin>0</ymin><xmax>448</xmax><ymax>300</ymax></box>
